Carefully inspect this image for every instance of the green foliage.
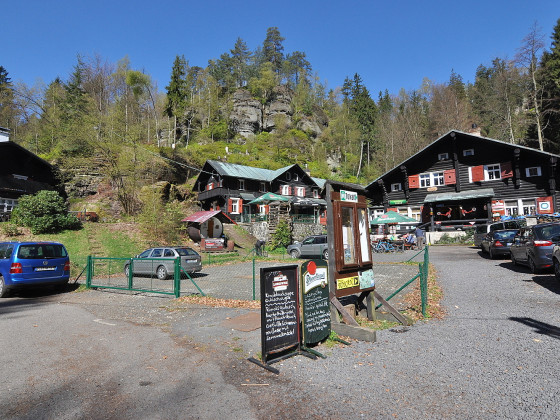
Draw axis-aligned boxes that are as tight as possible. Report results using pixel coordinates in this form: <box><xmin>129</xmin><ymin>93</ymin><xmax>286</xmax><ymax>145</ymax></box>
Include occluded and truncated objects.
<box><xmin>1</xmin><ymin>222</ymin><xmax>22</xmax><ymax>237</ymax></box>
<box><xmin>137</xmin><ymin>187</ymin><xmax>185</xmax><ymax>245</ymax></box>
<box><xmin>269</xmin><ymin>219</ymin><xmax>292</xmax><ymax>250</ymax></box>
<box><xmin>435</xmin><ymin>232</ymin><xmax>473</xmax><ymax>245</ymax></box>
<box><xmin>11</xmin><ymin>190</ymin><xmax>82</xmax><ymax>234</ymax></box>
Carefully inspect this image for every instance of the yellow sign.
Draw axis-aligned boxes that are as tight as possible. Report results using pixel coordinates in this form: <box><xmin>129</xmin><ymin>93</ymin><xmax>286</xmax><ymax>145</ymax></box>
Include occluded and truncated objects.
<box><xmin>337</xmin><ymin>276</ymin><xmax>359</xmax><ymax>290</ymax></box>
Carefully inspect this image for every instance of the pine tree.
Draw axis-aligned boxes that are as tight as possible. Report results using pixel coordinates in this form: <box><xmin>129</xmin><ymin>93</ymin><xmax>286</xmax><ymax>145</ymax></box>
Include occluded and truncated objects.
<box><xmin>540</xmin><ymin>18</ymin><xmax>560</xmax><ymax>151</ymax></box>
<box><xmin>165</xmin><ymin>55</ymin><xmax>189</xmax><ymax>143</ymax></box>
<box><xmin>0</xmin><ymin>65</ymin><xmax>14</xmax><ymax>128</ymax></box>
<box><xmin>230</xmin><ymin>38</ymin><xmax>252</xmax><ymax>88</ymax></box>
<box><xmin>262</xmin><ymin>27</ymin><xmax>285</xmax><ymax>74</ymax></box>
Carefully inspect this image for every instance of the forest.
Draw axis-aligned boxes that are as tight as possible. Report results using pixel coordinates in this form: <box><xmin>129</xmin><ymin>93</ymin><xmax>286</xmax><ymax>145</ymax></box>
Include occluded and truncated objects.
<box><xmin>1</xmin><ymin>20</ymin><xmax>560</xmax><ymax>217</ymax></box>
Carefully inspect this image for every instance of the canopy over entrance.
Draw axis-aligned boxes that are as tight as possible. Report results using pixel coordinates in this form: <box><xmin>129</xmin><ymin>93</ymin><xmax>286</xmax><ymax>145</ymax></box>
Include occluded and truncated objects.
<box><xmin>424</xmin><ymin>188</ymin><xmax>494</xmax><ymax>203</ymax></box>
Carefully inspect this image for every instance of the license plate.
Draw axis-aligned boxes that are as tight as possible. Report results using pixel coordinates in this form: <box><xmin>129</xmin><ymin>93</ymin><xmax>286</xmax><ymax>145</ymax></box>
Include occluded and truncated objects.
<box><xmin>35</xmin><ymin>267</ymin><xmax>56</xmax><ymax>271</ymax></box>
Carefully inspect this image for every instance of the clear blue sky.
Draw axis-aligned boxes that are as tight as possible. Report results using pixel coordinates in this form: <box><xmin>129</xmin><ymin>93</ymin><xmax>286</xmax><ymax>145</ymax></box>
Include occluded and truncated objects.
<box><xmin>4</xmin><ymin>1</ymin><xmax>560</xmax><ymax>97</ymax></box>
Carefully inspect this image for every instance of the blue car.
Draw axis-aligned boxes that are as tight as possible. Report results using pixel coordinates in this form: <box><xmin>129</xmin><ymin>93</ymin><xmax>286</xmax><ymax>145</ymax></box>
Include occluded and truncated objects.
<box><xmin>0</xmin><ymin>242</ymin><xmax>70</xmax><ymax>297</ymax></box>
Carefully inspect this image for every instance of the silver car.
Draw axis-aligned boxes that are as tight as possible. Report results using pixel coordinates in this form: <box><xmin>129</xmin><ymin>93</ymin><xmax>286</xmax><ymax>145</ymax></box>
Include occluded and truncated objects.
<box><xmin>124</xmin><ymin>247</ymin><xmax>202</xmax><ymax>280</ymax></box>
<box><xmin>287</xmin><ymin>235</ymin><xmax>328</xmax><ymax>259</ymax></box>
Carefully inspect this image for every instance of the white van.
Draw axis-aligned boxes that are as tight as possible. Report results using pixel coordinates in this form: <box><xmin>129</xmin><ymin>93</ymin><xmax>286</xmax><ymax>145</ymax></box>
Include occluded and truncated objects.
<box><xmin>473</xmin><ymin>220</ymin><xmax>521</xmax><ymax>247</ymax></box>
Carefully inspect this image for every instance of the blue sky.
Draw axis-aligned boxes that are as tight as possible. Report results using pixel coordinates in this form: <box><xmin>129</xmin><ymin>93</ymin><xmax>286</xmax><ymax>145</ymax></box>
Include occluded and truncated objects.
<box><xmin>4</xmin><ymin>1</ymin><xmax>560</xmax><ymax>98</ymax></box>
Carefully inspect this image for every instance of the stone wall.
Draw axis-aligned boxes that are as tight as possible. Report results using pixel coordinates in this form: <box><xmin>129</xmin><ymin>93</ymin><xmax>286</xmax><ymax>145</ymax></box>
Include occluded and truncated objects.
<box><xmin>241</xmin><ymin>221</ymin><xmax>325</xmax><ymax>243</ymax></box>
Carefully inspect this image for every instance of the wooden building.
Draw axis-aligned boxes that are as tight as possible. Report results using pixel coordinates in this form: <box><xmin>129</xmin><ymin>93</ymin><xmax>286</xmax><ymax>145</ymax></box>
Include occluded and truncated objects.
<box><xmin>366</xmin><ymin>130</ymin><xmax>560</xmax><ymax>231</ymax></box>
<box><xmin>194</xmin><ymin>160</ymin><xmax>326</xmax><ymax>225</ymax></box>
<box><xmin>0</xmin><ymin>127</ymin><xmax>59</xmax><ymax>220</ymax></box>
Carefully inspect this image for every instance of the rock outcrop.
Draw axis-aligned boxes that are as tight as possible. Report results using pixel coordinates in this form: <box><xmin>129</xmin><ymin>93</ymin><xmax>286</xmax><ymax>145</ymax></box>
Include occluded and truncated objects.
<box><xmin>230</xmin><ymin>87</ymin><xmax>328</xmax><ymax>139</ymax></box>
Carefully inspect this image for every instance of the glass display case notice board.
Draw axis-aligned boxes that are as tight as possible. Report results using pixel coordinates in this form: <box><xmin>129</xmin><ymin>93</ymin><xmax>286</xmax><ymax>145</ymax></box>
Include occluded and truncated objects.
<box><xmin>325</xmin><ymin>182</ymin><xmax>375</xmax><ymax>300</ymax></box>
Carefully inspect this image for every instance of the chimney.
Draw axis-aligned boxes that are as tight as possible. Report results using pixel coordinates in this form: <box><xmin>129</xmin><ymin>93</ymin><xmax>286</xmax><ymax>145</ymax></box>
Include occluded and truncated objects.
<box><xmin>304</xmin><ymin>163</ymin><xmax>311</xmax><ymax>177</ymax></box>
<box><xmin>467</xmin><ymin>124</ymin><xmax>481</xmax><ymax>136</ymax></box>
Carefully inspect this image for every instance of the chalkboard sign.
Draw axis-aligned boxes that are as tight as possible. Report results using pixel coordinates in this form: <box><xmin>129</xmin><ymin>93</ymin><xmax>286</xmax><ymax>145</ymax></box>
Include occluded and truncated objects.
<box><xmin>301</xmin><ymin>260</ymin><xmax>331</xmax><ymax>345</ymax></box>
<box><xmin>260</xmin><ymin>265</ymin><xmax>300</xmax><ymax>363</ymax></box>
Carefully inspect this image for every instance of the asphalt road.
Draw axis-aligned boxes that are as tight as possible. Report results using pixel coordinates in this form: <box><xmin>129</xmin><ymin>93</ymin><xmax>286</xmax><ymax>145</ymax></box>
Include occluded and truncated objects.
<box><xmin>1</xmin><ymin>246</ymin><xmax>560</xmax><ymax>419</ymax></box>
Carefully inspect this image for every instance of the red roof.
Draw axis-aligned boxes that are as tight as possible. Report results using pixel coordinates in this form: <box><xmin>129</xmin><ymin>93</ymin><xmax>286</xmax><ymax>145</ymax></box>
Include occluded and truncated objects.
<box><xmin>181</xmin><ymin>210</ymin><xmax>236</xmax><ymax>224</ymax></box>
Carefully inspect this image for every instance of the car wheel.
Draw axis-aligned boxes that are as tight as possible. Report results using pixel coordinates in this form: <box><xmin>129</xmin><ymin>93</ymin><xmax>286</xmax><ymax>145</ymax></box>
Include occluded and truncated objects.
<box><xmin>322</xmin><ymin>249</ymin><xmax>328</xmax><ymax>260</ymax></box>
<box><xmin>554</xmin><ymin>259</ymin><xmax>560</xmax><ymax>281</ymax></box>
<box><xmin>124</xmin><ymin>264</ymin><xmax>130</xmax><ymax>277</ymax></box>
<box><xmin>0</xmin><ymin>276</ymin><xmax>8</xmax><ymax>298</ymax></box>
<box><xmin>156</xmin><ymin>265</ymin><xmax>169</xmax><ymax>280</ymax></box>
<box><xmin>290</xmin><ymin>250</ymin><xmax>300</xmax><ymax>259</ymax></box>
<box><xmin>529</xmin><ymin>257</ymin><xmax>539</xmax><ymax>274</ymax></box>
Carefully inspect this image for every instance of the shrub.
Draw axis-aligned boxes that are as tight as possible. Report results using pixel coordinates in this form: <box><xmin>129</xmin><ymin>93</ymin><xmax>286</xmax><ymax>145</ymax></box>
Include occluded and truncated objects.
<box><xmin>269</xmin><ymin>219</ymin><xmax>292</xmax><ymax>250</ymax></box>
<box><xmin>1</xmin><ymin>222</ymin><xmax>22</xmax><ymax>237</ymax></box>
<box><xmin>11</xmin><ymin>190</ymin><xmax>82</xmax><ymax>234</ymax></box>
<box><xmin>138</xmin><ymin>187</ymin><xmax>185</xmax><ymax>245</ymax></box>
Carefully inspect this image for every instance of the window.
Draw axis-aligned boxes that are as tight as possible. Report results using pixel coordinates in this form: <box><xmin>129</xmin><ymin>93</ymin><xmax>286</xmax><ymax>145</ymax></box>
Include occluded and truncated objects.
<box><xmin>280</xmin><ymin>185</ymin><xmax>290</xmax><ymax>195</ymax></box>
<box><xmin>526</xmin><ymin>166</ymin><xmax>542</xmax><ymax>177</ymax></box>
<box><xmin>433</xmin><ymin>172</ymin><xmax>444</xmax><ymax>186</ymax></box>
<box><xmin>463</xmin><ymin>149</ymin><xmax>474</xmax><ymax>156</ymax></box>
<box><xmin>231</xmin><ymin>198</ymin><xmax>241</xmax><ymax>214</ymax></box>
<box><xmin>419</xmin><ymin>173</ymin><xmax>431</xmax><ymax>188</ymax></box>
<box><xmin>164</xmin><ymin>249</ymin><xmax>175</xmax><ymax>257</ymax></box>
<box><xmin>484</xmin><ymin>164</ymin><xmax>501</xmax><ymax>180</ymax></box>
<box><xmin>505</xmin><ymin>200</ymin><xmax>519</xmax><ymax>216</ymax></box>
<box><xmin>151</xmin><ymin>249</ymin><xmax>163</xmax><ymax>258</ymax></box>
<box><xmin>522</xmin><ymin>199</ymin><xmax>536</xmax><ymax>215</ymax></box>
<box><xmin>286</xmin><ymin>173</ymin><xmax>292</xmax><ymax>181</ymax></box>
<box><xmin>259</xmin><ymin>182</ymin><xmax>267</xmax><ymax>192</ymax></box>
<box><xmin>239</xmin><ymin>179</ymin><xmax>245</xmax><ymax>190</ymax></box>
<box><xmin>294</xmin><ymin>174</ymin><xmax>299</xmax><ymax>181</ymax></box>
<box><xmin>313</xmin><ymin>189</ymin><xmax>319</xmax><ymax>198</ymax></box>
<box><xmin>258</xmin><ymin>204</ymin><xmax>267</xmax><ymax>214</ymax></box>
<box><xmin>391</xmin><ymin>183</ymin><xmax>402</xmax><ymax>192</ymax></box>
<box><xmin>438</xmin><ymin>153</ymin><xmax>449</xmax><ymax>160</ymax></box>
<box><xmin>295</xmin><ymin>186</ymin><xmax>305</xmax><ymax>197</ymax></box>
<box><xmin>207</xmin><ymin>183</ymin><xmax>214</xmax><ymax>191</ymax></box>
<box><xmin>341</xmin><ymin>207</ymin><xmax>356</xmax><ymax>265</ymax></box>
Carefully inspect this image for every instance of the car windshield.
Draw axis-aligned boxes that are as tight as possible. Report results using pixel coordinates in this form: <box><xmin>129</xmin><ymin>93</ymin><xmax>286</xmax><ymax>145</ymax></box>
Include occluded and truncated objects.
<box><xmin>493</xmin><ymin>230</ymin><xmax>517</xmax><ymax>240</ymax></box>
<box><xmin>17</xmin><ymin>244</ymin><xmax>67</xmax><ymax>259</ymax></box>
<box><xmin>176</xmin><ymin>248</ymin><xmax>199</xmax><ymax>256</ymax></box>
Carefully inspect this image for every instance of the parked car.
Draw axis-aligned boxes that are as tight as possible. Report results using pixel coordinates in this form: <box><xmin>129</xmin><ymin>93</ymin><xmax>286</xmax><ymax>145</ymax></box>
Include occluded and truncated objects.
<box><xmin>510</xmin><ymin>222</ymin><xmax>560</xmax><ymax>273</ymax></box>
<box><xmin>0</xmin><ymin>241</ymin><xmax>70</xmax><ymax>298</ymax></box>
<box><xmin>124</xmin><ymin>247</ymin><xmax>202</xmax><ymax>280</ymax></box>
<box><xmin>480</xmin><ymin>229</ymin><xmax>519</xmax><ymax>259</ymax></box>
<box><xmin>287</xmin><ymin>235</ymin><xmax>328</xmax><ymax>259</ymax></box>
<box><xmin>474</xmin><ymin>220</ymin><xmax>522</xmax><ymax>247</ymax></box>
<box><xmin>551</xmin><ymin>245</ymin><xmax>560</xmax><ymax>280</ymax></box>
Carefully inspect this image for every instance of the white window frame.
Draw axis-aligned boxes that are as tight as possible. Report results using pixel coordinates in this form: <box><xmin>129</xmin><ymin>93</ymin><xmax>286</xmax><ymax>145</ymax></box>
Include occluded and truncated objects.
<box><xmin>463</xmin><ymin>148</ymin><xmax>474</xmax><ymax>156</ymax></box>
<box><xmin>280</xmin><ymin>185</ymin><xmax>290</xmax><ymax>195</ymax></box>
<box><xmin>258</xmin><ymin>204</ymin><xmax>267</xmax><ymax>214</ymax></box>
<box><xmin>522</xmin><ymin>199</ymin><xmax>536</xmax><ymax>215</ymax></box>
<box><xmin>231</xmin><ymin>198</ymin><xmax>241</xmax><ymax>214</ymax></box>
<box><xmin>526</xmin><ymin>166</ymin><xmax>542</xmax><ymax>177</ymax></box>
<box><xmin>295</xmin><ymin>186</ymin><xmax>305</xmax><ymax>197</ymax></box>
<box><xmin>438</xmin><ymin>153</ymin><xmax>449</xmax><ymax>161</ymax></box>
<box><xmin>239</xmin><ymin>179</ymin><xmax>245</xmax><ymax>190</ymax></box>
<box><xmin>419</xmin><ymin>172</ymin><xmax>444</xmax><ymax>188</ymax></box>
<box><xmin>433</xmin><ymin>172</ymin><xmax>445</xmax><ymax>186</ymax></box>
<box><xmin>286</xmin><ymin>173</ymin><xmax>292</xmax><ymax>181</ymax></box>
<box><xmin>419</xmin><ymin>173</ymin><xmax>431</xmax><ymax>188</ymax></box>
<box><xmin>391</xmin><ymin>183</ymin><xmax>402</xmax><ymax>192</ymax></box>
<box><xmin>312</xmin><ymin>188</ymin><xmax>319</xmax><ymax>198</ymax></box>
<box><xmin>484</xmin><ymin>164</ymin><xmax>501</xmax><ymax>181</ymax></box>
<box><xmin>259</xmin><ymin>182</ymin><xmax>267</xmax><ymax>192</ymax></box>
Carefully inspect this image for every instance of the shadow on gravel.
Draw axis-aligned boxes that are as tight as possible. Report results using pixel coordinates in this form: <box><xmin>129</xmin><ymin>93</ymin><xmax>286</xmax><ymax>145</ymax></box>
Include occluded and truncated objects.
<box><xmin>0</xmin><ymin>284</ymin><xmax>80</xmax><ymax>315</ymax></box>
<box><xmin>509</xmin><ymin>317</ymin><xmax>560</xmax><ymax>339</ymax></box>
<box><xmin>531</xmin><ymin>275</ymin><xmax>560</xmax><ymax>295</ymax></box>
<box><xmin>498</xmin><ymin>261</ymin><xmax>531</xmax><ymax>273</ymax></box>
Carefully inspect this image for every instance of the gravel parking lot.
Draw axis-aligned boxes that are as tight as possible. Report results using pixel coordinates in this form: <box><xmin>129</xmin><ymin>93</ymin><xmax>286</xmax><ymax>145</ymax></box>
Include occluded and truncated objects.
<box><xmin>2</xmin><ymin>246</ymin><xmax>560</xmax><ymax>419</ymax></box>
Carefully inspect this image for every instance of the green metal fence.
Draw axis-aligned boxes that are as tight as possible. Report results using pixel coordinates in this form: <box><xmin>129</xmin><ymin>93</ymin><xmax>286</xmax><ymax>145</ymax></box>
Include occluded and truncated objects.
<box><xmin>85</xmin><ymin>256</ymin><xmax>205</xmax><ymax>298</ymax></box>
<box><xmin>372</xmin><ymin>246</ymin><xmax>429</xmax><ymax>317</ymax></box>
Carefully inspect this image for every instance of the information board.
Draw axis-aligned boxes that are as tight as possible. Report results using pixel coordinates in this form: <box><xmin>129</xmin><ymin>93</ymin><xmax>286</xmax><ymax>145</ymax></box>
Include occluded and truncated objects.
<box><xmin>259</xmin><ymin>265</ymin><xmax>300</xmax><ymax>362</ymax></box>
<box><xmin>301</xmin><ymin>260</ymin><xmax>331</xmax><ymax>345</ymax></box>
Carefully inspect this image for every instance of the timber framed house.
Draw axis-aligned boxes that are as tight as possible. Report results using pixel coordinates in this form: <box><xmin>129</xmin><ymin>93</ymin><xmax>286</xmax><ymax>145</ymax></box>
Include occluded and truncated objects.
<box><xmin>366</xmin><ymin>130</ymin><xmax>560</xmax><ymax>231</ymax></box>
<box><xmin>194</xmin><ymin>160</ymin><xmax>327</xmax><ymax>225</ymax></box>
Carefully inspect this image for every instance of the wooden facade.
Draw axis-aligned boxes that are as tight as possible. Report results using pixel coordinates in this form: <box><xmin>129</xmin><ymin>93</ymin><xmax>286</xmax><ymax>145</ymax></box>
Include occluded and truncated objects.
<box><xmin>366</xmin><ymin>130</ymin><xmax>560</xmax><ymax>231</ymax></box>
<box><xmin>194</xmin><ymin>160</ymin><xmax>327</xmax><ymax>224</ymax></box>
<box><xmin>0</xmin><ymin>129</ymin><xmax>59</xmax><ymax>219</ymax></box>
